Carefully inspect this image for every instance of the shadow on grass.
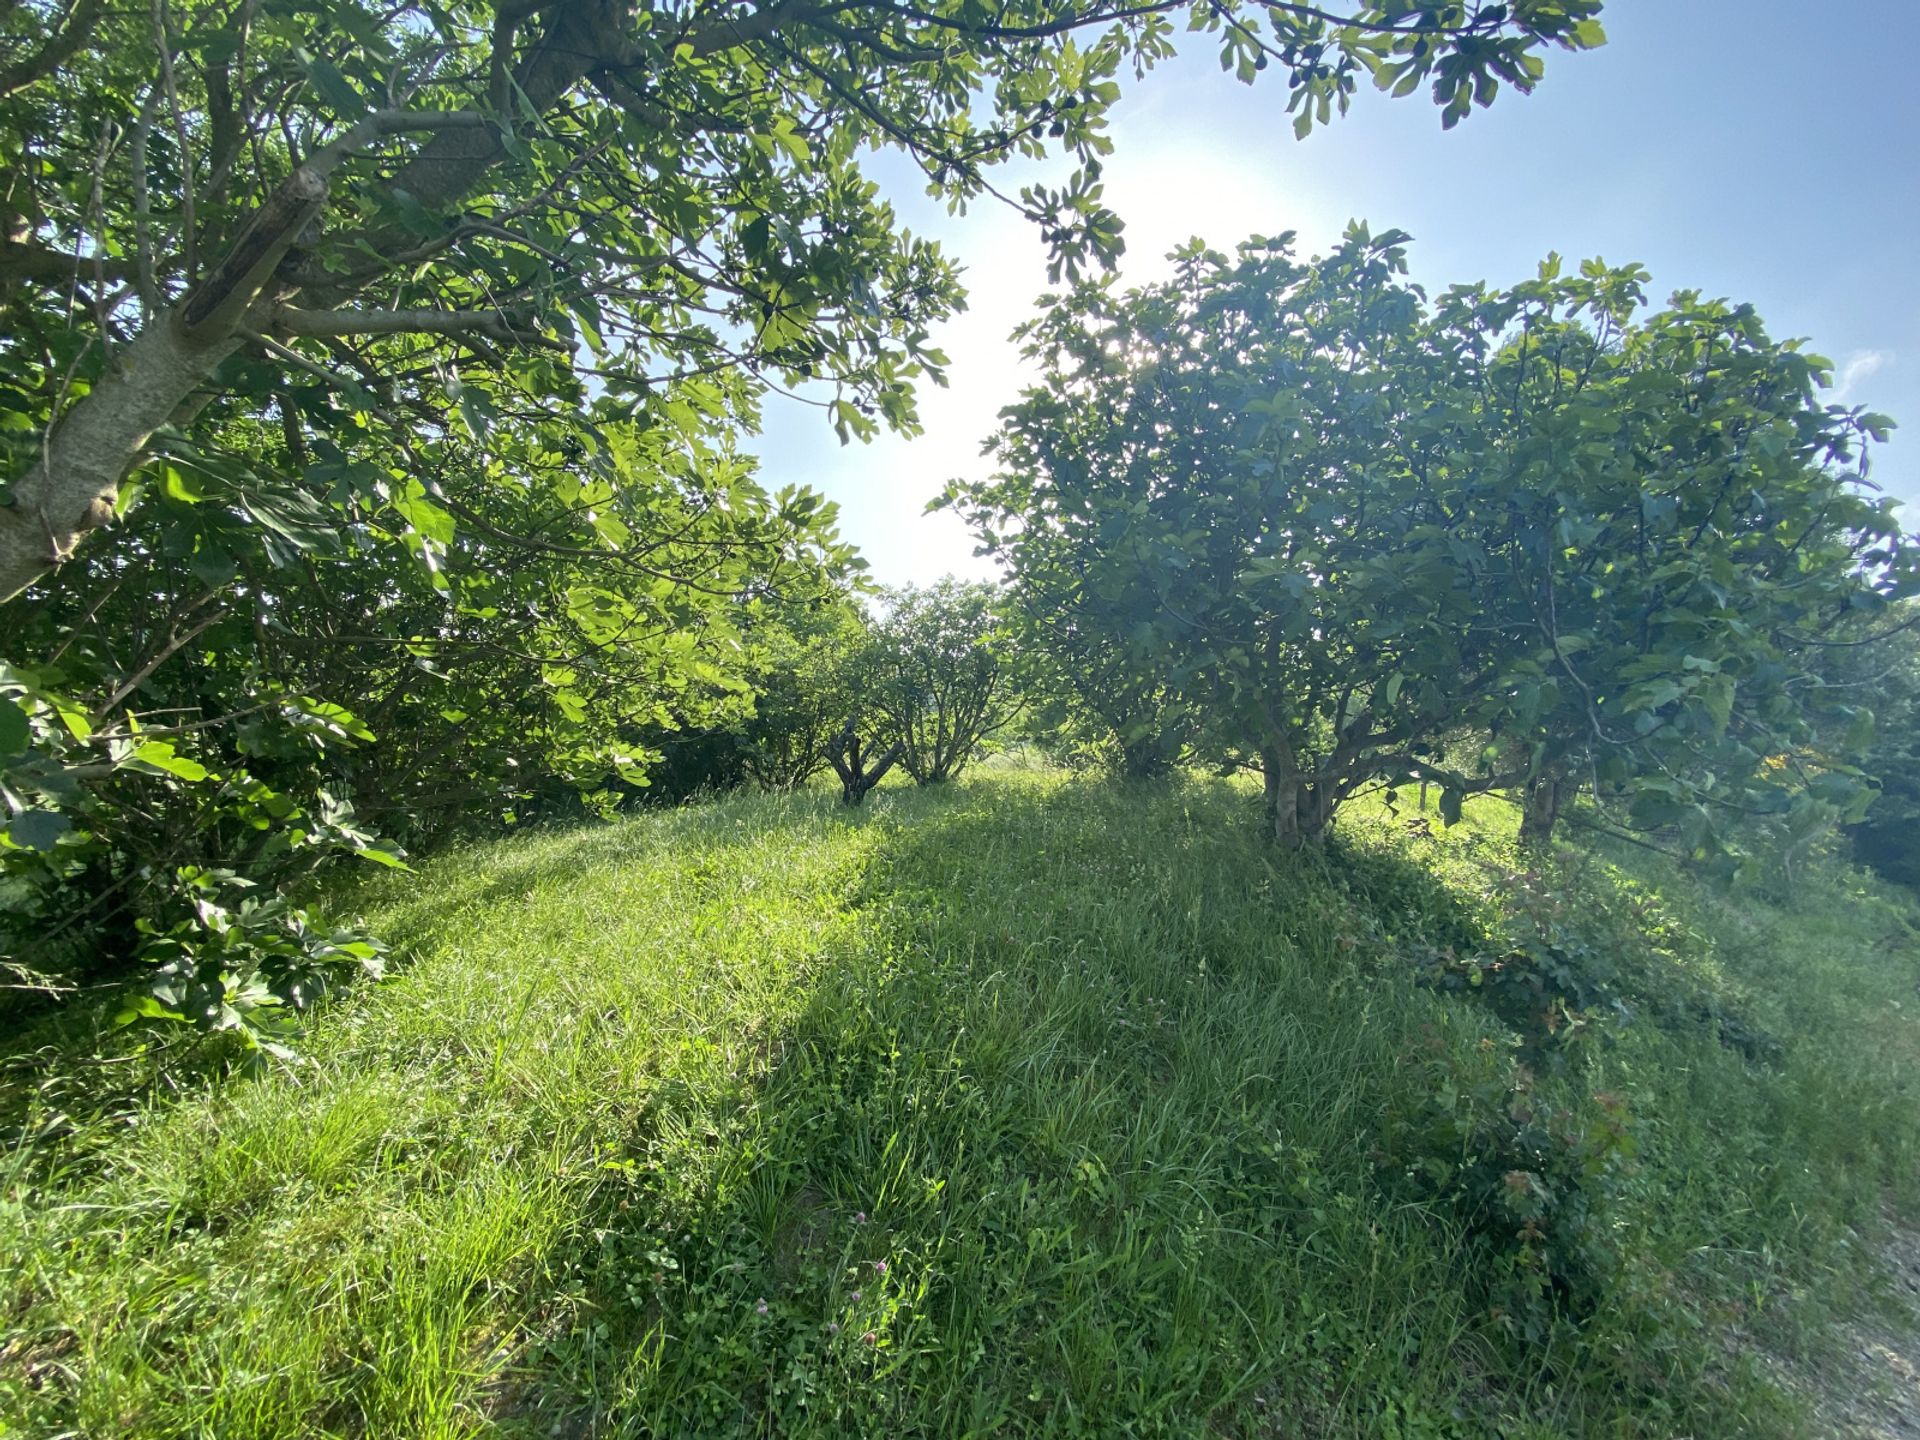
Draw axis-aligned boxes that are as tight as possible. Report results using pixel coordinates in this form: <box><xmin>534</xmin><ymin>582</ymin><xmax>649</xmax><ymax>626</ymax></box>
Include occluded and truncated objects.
<box><xmin>4</xmin><ymin>776</ymin><xmax>1842</xmax><ymax>1439</ymax></box>
<box><xmin>497</xmin><ymin>776</ymin><xmax>1571</xmax><ymax>1440</ymax></box>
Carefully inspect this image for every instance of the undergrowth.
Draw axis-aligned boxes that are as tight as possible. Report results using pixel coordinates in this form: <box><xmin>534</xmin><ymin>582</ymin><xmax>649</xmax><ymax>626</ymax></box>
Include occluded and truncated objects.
<box><xmin>1</xmin><ymin>771</ymin><xmax>1916</xmax><ymax>1437</ymax></box>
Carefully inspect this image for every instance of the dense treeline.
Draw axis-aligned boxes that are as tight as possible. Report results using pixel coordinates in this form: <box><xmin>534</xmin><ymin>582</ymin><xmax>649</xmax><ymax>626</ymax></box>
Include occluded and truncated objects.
<box><xmin>1</xmin><ymin>572</ymin><xmax>1014</xmax><ymax>1027</ymax></box>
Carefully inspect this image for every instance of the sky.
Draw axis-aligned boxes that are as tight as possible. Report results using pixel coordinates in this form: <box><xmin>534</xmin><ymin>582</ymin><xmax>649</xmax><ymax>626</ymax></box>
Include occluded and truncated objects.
<box><xmin>745</xmin><ymin>0</ymin><xmax>1920</xmax><ymax>587</ymax></box>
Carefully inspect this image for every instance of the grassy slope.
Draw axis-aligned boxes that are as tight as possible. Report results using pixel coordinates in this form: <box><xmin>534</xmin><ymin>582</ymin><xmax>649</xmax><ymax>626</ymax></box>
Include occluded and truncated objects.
<box><xmin>2</xmin><ymin>770</ymin><xmax>1917</xmax><ymax>1437</ymax></box>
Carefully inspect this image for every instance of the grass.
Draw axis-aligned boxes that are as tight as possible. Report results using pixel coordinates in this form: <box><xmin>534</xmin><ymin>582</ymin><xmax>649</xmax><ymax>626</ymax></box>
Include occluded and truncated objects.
<box><xmin>1</xmin><ymin>768</ymin><xmax>1917</xmax><ymax>1436</ymax></box>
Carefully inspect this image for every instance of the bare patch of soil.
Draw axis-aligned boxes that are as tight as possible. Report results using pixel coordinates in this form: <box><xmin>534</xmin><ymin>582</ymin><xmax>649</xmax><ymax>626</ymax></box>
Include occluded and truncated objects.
<box><xmin>1788</xmin><ymin>1226</ymin><xmax>1920</xmax><ymax>1438</ymax></box>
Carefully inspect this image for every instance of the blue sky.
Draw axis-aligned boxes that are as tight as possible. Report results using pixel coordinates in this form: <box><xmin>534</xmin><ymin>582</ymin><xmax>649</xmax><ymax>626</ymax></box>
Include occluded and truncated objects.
<box><xmin>746</xmin><ymin>0</ymin><xmax>1920</xmax><ymax>587</ymax></box>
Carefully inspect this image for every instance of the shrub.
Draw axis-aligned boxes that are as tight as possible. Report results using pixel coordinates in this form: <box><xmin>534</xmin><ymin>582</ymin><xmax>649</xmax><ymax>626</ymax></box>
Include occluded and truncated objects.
<box><xmin>1376</xmin><ymin>1028</ymin><xmax>1638</xmax><ymax>1343</ymax></box>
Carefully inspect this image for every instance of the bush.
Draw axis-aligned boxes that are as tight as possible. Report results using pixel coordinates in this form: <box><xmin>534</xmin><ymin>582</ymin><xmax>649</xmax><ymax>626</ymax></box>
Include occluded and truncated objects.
<box><xmin>737</xmin><ymin>602</ymin><xmax>873</xmax><ymax>792</ymax></box>
<box><xmin>1376</xmin><ymin>1031</ymin><xmax>1638</xmax><ymax>1343</ymax></box>
<box><xmin>1836</xmin><ymin>608</ymin><xmax>1920</xmax><ymax>889</ymax></box>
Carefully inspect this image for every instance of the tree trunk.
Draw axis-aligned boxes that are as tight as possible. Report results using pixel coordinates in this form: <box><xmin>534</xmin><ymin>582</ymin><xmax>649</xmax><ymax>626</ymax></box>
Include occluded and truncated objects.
<box><xmin>1119</xmin><ymin>733</ymin><xmax>1176</xmax><ymax>780</ymax></box>
<box><xmin>1</xmin><ymin>166</ymin><xmax>331</xmax><ymax>603</ymax></box>
<box><xmin>1262</xmin><ymin>746</ymin><xmax>1302</xmax><ymax>846</ymax></box>
<box><xmin>1518</xmin><ymin>776</ymin><xmax>1563</xmax><ymax>848</ymax></box>
<box><xmin>827</xmin><ymin>718</ymin><xmax>900</xmax><ymax>806</ymax></box>
<box><xmin>1296</xmin><ymin>778</ymin><xmax>1334</xmax><ymax>844</ymax></box>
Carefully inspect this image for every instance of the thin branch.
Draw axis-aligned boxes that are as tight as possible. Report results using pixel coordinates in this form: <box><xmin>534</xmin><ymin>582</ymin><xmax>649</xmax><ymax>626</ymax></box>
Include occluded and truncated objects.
<box><xmin>273</xmin><ymin>303</ymin><xmax>567</xmax><ymax>350</ymax></box>
<box><xmin>0</xmin><ymin>238</ymin><xmax>136</xmax><ymax>286</ymax></box>
<box><xmin>129</xmin><ymin>82</ymin><xmax>163</xmax><ymax>312</ymax></box>
<box><xmin>93</xmin><ymin>599</ymin><xmax>226</xmax><ymax>721</ymax></box>
<box><xmin>152</xmin><ymin>0</ymin><xmax>197</xmax><ymax>280</ymax></box>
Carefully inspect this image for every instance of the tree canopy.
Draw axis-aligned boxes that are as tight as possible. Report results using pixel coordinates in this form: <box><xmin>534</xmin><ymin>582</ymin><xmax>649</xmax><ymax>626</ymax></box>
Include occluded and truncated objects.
<box><xmin>872</xmin><ymin>577</ymin><xmax>1015</xmax><ymax>784</ymax></box>
<box><xmin>0</xmin><ymin>0</ymin><xmax>1606</xmax><ymax>601</ymax></box>
<box><xmin>0</xmin><ymin>0</ymin><xmax>1609</xmax><ymax>1030</ymax></box>
<box><xmin>950</xmin><ymin>227</ymin><xmax>1914</xmax><ymax>852</ymax></box>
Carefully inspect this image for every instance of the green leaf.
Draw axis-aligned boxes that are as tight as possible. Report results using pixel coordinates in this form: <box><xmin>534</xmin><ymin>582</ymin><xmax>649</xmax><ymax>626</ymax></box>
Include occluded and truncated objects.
<box><xmin>303</xmin><ymin>55</ymin><xmax>371</xmax><ymax>118</ymax></box>
<box><xmin>1809</xmin><ymin>772</ymin><xmax>1864</xmax><ymax>806</ymax></box>
<box><xmin>53</xmin><ymin>699</ymin><xmax>92</xmax><ymax>742</ymax></box>
<box><xmin>5</xmin><ymin>809</ymin><xmax>70</xmax><ymax>850</ymax></box>
<box><xmin>0</xmin><ymin>696</ymin><xmax>27</xmax><ymax>757</ymax></box>
<box><xmin>392</xmin><ymin>485</ymin><xmax>456</xmax><ymax>546</ymax></box>
<box><xmin>161</xmin><ymin>463</ymin><xmax>205</xmax><ymax>503</ymax></box>
<box><xmin>132</xmin><ymin>740</ymin><xmax>211</xmax><ymax>781</ymax></box>
<box><xmin>743</xmin><ymin>214</ymin><xmax>772</xmax><ymax>262</ymax></box>
<box><xmin>290</xmin><ymin>697</ymin><xmax>376</xmax><ymax>744</ymax></box>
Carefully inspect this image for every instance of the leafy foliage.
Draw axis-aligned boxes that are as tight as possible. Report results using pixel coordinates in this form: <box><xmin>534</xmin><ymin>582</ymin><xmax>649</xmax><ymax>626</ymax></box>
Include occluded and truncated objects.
<box><xmin>952</xmin><ymin>228</ymin><xmax>1914</xmax><ymax>853</ymax></box>
<box><xmin>0</xmin><ymin>0</ymin><xmax>1605</xmax><ymax>1038</ymax></box>
<box><xmin>954</xmin><ymin>227</ymin><xmax>1517</xmax><ymax>843</ymax></box>
<box><xmin>0</xmin><ymin>0</ymin><xmax>1606</xmax><ymax>596</ymax></box>
<box><xmin>1376</xmin><ymin>1030</ymin><xmax>1637</xmax><ymax>1342</ymax></box>
<box><xmin>737</xmin><ymin>599</ymin><xmax>874</xmax><ymax>791</ymax></box>
<box><xmin>871</xmin><ymin>579</ymin><xmax>1017</xmax><ymax>785</ymax></box>
<box><xmin>1827</xmin><ymin>605</ymin><xmax>1920</xmax><ymax>888</ymax></box>
<box><xmin>1426</xmin><ymin>257</ymin><xmax>1911</xmax><ymax>861</ymax></box>
<box><xmin>0</xmin><ymin>421</ymin><xmax>856</xmax><ymax>1034</ymax></box>
<box><xmin>1013</xmin><ymin>643</ymin><xmax>1196</xmax><ymax>779</ymax></box>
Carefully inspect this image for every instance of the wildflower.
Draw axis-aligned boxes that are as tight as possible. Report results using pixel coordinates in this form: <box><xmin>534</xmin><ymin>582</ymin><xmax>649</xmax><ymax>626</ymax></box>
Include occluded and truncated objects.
<box><xmin>861</xmin><ymin>1330</ymin><xmax>878</xmax><ymax>1346</ymax></box>
<box><xmin>827</xmin><ymin>1321</ymin><xmax>840</xmax><ymax>1335</ymax></box>
<box><xmin>853</xmin><ymin>1211</ymin><xmax>867</xmax><ymax>1224</ymax></box>
<box><xmin>873</xmin><ymin>1259</ymin><xmax>888</xmax><ymax>1275</ymax></box>
<box><xmin>754</xmin><ymin>1298</ymin><xmax>769</xmax><ymax>1315</ymax></box>
<box><xmin>851</xmin><ymin>1289</ymin><xmax>862</xmax><ymax>1302</ymax></box>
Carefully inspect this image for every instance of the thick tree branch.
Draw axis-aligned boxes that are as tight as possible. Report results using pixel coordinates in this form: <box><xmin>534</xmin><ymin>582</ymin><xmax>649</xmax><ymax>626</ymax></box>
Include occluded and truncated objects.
<box><xmin>0</xmin><ymin>166</ymin><xmax>330</xmax><ymax>603</ymax></box>
<box><xmin>384</xmin><ymin>0</ymin><xmax>632</xmax><ymax>211</ymax></box>
<box><xmin>0</xmin><ymin>0</ymin><xmax>103</xmax><ymax>98</ymax></box>
<box><xmin>303</xmin><ymin>108</ymin><xmax>502</xmax><ymax>178</ymax></box>
<box><xmin>0</xmin><ymin>238</ymin><xmax>137</xmax><ymax>287</ymax></box>
<box><xmin>275</xmin><ymin>303</ymin><xmax>567</xmax><ymax>350</ymax></box>
<box><xmin>178</xmin><ymin>165</ymin><xmax>326</xmax><ymax>333</ymax></box>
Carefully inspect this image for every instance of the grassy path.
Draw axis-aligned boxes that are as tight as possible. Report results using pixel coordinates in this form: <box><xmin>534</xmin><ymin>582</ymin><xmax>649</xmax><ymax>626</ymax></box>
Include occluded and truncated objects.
<box><xmin>3</xmin><ymin>772</ymin><xmax>1918</xmax><ymax>1436</ymax></box>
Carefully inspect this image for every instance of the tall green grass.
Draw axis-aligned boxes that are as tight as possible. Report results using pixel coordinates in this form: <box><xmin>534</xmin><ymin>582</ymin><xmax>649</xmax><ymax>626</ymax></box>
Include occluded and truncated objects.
<box><xmin>2</xmin><ymin>771</ymin><xmax>1915</xmax><ymax>1436</ymax></box>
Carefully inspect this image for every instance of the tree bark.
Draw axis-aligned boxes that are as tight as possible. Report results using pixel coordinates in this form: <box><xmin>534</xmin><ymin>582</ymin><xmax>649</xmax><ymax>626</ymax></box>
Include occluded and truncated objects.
<box><xmin>1261</xmin><ymin>739</ymin><xmax>1337</xmax><ymax>846</ymax></box>
<box><xmin>1296</xmin><ymin>777</ymin><xmax>1334</xmax><ymax>843</ymax></box>
<box><xmin>0</xmin><ymin>1</ymin><xmax>636</xmax><ymax>606</ymax></box>
<box><xmin>1262</xmin><ymin>745</ymin><xmax>1301</xmax><ymax>846</ymax></box>
<box><xmin>827</xmin><ymin>717</ymin><xmax>900</xmax><ymax>806</ymax></box>
<box><xmin>1518</xmin><ymin>775</ymin><xmax>1563</xmax><ymax>848</ymax></box>
<box><xmin>0</xmin><ymin>169</ymin><xmax>329</xmax><ymax>603</ymax></box>
<box><xmin>0</xmin><ymin>0</ymin><xmax>106</xmax><ymax>100</ymax></box>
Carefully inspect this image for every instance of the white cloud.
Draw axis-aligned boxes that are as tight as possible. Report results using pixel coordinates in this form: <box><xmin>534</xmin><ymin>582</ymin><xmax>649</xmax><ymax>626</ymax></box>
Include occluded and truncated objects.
<box><xmin>1832</xmin><ymin>349</ymin><xmax>1891</xmax><ymax>403</ymax></box>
